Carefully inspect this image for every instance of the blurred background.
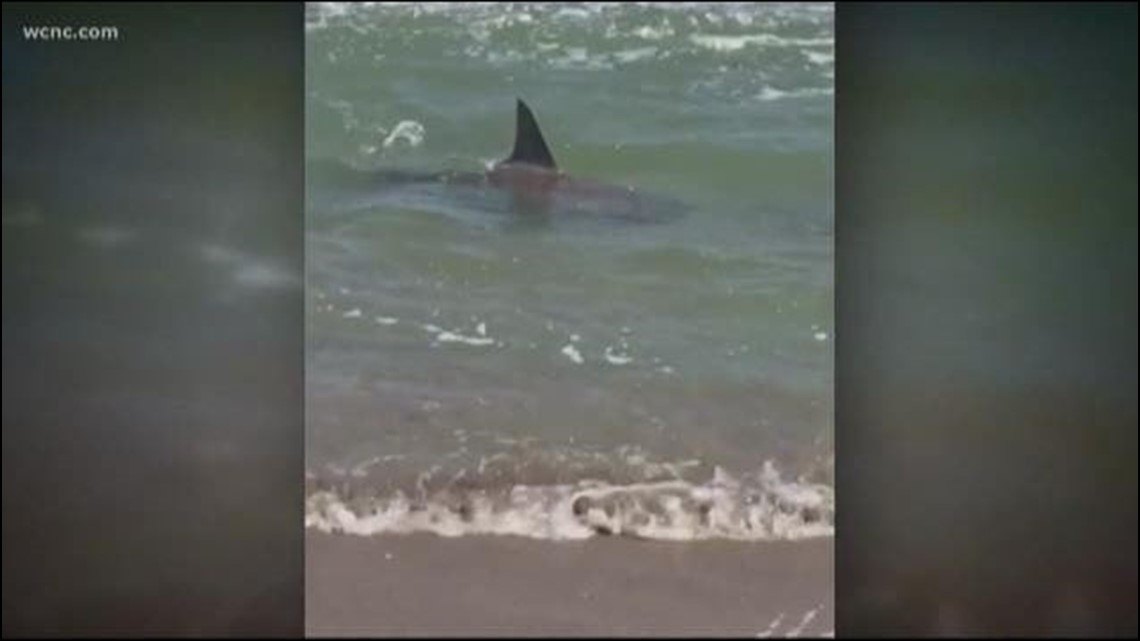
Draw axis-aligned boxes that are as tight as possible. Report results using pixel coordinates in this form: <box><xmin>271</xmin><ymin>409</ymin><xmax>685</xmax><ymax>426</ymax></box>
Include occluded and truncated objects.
<box><xmin>2</xmin><ymin>3</ymin><xmax>304</xmax><ymax>636</ymax></box>
<box><xmin>836</xmin><ymin>3</ymin><xmax>1137</xmax><ymax>636</ymax></box>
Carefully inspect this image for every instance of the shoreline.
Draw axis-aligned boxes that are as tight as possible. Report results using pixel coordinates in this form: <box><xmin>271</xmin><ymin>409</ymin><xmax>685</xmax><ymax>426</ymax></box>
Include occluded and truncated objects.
<box><xmin>306</xmin><ymin>531</ymin><xmax>833</xmax><ymax>637</ymax></box>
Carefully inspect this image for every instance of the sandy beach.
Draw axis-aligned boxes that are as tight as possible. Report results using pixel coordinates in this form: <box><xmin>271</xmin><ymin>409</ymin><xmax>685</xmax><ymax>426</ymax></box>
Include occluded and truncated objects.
<box><xmin>306</xmin><ymin>532</ymin><xmax>832</xmax><ymax>637</ymax></box>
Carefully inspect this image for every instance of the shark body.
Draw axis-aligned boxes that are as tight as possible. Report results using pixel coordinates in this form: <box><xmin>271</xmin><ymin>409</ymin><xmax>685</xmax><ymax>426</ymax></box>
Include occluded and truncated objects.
<box><xmin>307</xmin><ymin>99</ymin><xmax>687</xmax><ymax>224</ymax></box>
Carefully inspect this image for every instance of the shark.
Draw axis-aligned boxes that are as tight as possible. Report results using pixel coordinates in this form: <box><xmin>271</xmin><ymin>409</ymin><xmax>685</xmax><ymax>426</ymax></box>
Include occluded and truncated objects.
<box><xmin>307</xmin><ymin>99</ymin><xmax>688</xmax><ymax>225</ymax></box>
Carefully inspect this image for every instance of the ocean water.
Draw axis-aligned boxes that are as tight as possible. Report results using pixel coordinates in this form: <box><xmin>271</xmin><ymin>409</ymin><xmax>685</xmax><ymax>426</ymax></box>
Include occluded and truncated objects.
<box><xmin>304</xmin><ymin>2</ymin><xmax>834</xmax><ymax>541</ymax></box>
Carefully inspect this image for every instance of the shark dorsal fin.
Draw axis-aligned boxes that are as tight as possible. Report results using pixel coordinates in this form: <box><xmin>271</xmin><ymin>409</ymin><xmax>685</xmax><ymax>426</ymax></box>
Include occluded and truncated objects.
<box><xmin>505</xmin><ymin>98</ymin><xmax>557</xmax><ymax>170</ymax></box>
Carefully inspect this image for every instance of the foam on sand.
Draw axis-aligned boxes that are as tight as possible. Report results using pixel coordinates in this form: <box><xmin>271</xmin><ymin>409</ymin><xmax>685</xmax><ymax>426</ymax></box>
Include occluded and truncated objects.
<box><xmin>306</xmin><ymin>461</ymin><xmax>832</xmax><ymax>542</ymax></box>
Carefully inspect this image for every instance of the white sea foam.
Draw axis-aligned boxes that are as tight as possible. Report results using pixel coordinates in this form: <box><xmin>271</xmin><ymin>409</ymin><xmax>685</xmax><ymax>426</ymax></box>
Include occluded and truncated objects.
<box><xmin>612</xmin><ymin>46</ymin><xmax>659</xmax><ymax>64</ymax></box>
<box><xmin>633</xmin><ymin>23</ymin><xmax>675</xmax><ymax>40</ymax></box>
<box><xmin>553</xmin><ymin>6</ymin><xmax>592</xmax><ymax>20</ymax></box>
<box><xmin>307</xmin><ymin>1</ymin><xmax>833</xmax><ymax>49</ymax></box>
<box><xmin>757</xmin><ymin>86</ymin><xmax>833</xmax><ymax>102</ymax></box>
<box><xmin>435</xmin><ymin>330</ymin><xmax>496</xmax><ymax>347</ymax></box>
<box><xmin>786</xmin><ymin>605</ymin><xmax>823</xmax><ymax>637</ymax></box>
<box><xmin>756</xmin><ymin>612</ymin><xmax>786</xmax><ymax>638</ymax></box>
<box><xmin>305</xmin><ymin>2</ymin><xmax>351</xmax><ymax>32</ymax></box>
<box><xmin>690</xmin><ymin>33</ymin><xmax>833</xmax><ymax>52</ymax></box>
<box><xmin>383</xmin><ymin>120</ymin><xmax>425</xmax><ymax>148</ymax></box>
<box><xmin>754</xmin><ymin>605</ymin><xmax>829</xmax><ymax>638</ymax></box>
<box><xmin>603</xmin><ymin>346</ymin><xmax>634</xmax><ymax>366</ymax></box>
<box><xmin>803</xmin><ymin>50</ymin><xmax>834</xmax><ymax>66</ymax></box>
<box><xmin>306</xmin><ymin>460</ymin><xmax>833</xmax><ymax>542</ymax></box>
<box><xmin>550</xmin><ymin>47</ymin><xmax>612</xmax><ymax>71</ymax></box>
<box><xmin>561</xmin><ymin>344</ymin><xmax>584</xmax><ymax>364</ymax></box>
<box><xmin>420</xmin><ymin>320</ymin><xmax>498</xmax><ymax>346</ymax></box>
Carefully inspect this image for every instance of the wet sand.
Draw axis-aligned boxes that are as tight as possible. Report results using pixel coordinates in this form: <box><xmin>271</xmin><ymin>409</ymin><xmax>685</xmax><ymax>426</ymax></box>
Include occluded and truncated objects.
<box><xmin>306</xmin><ymin>531</ymin><xmax>832</xmax><ymax>637</ymax></box>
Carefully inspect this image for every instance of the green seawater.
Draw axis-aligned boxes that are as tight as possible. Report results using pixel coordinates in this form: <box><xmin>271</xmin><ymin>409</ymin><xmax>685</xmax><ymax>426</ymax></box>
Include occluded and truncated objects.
<box><xmin>305</xmin><ymin>3</ymin><xmax>834</xmax><ymax>490</ymax></box>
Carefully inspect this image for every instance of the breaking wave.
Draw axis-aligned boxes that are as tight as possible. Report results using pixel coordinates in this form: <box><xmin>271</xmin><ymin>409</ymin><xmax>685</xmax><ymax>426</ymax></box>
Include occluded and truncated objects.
<box><xmin>307</xmin><ymin>459</ymin><xmax>832</xmax><ymax>542</ymax></box>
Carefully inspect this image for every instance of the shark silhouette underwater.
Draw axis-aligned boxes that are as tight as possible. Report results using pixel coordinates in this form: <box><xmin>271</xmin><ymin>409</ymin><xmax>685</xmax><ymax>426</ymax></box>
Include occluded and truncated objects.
<box><xmin>307</xmin><ymin>99</ymin><xmax>688</xmax><ymax>225</ymax></box>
